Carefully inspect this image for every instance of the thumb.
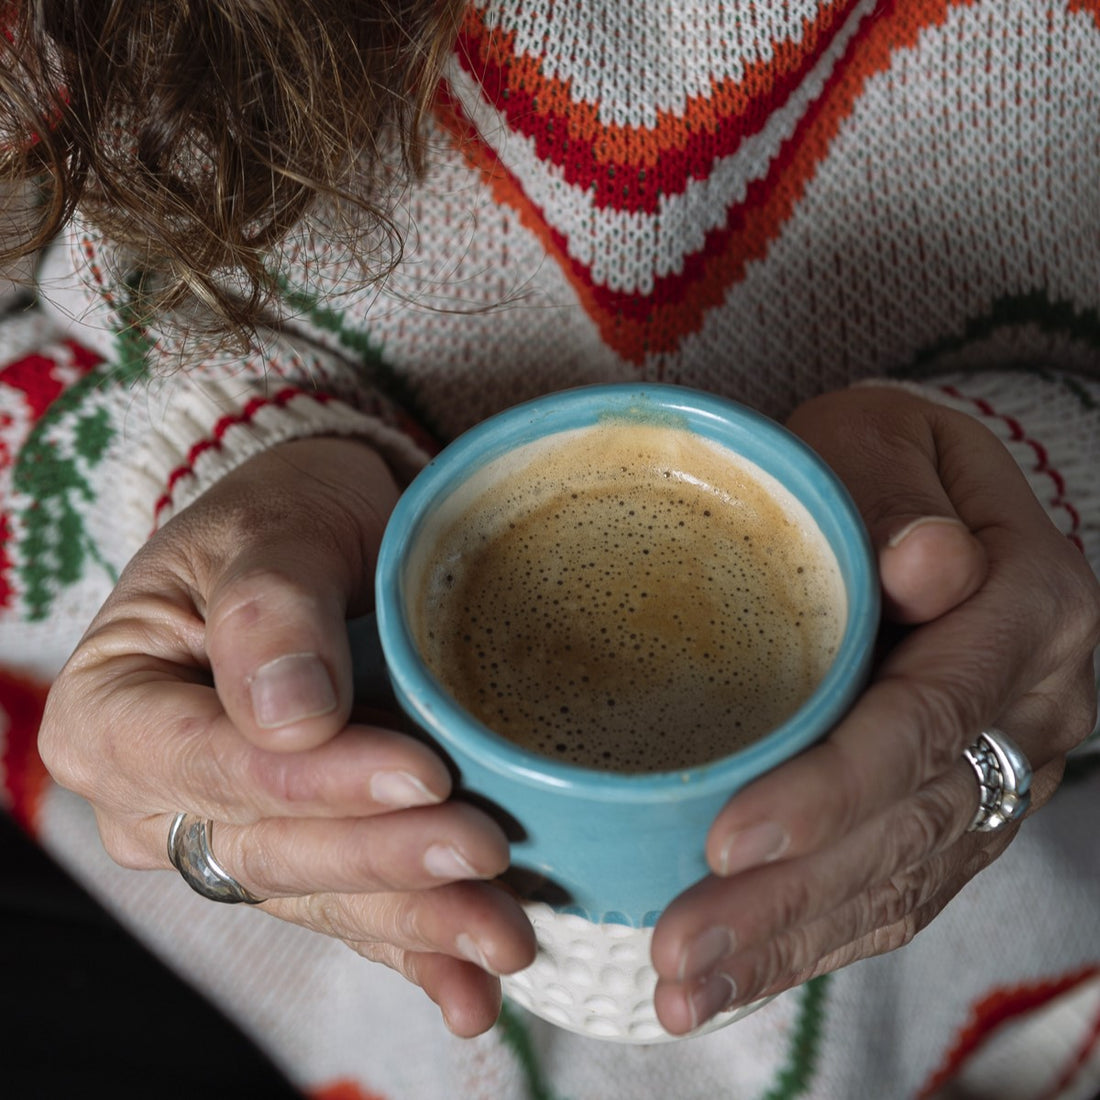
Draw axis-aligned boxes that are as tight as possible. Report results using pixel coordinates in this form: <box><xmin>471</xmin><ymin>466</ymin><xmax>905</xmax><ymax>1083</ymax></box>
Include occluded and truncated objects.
<box><xmin>196</xmin><ymin>437</ymin><xmax>400</xmax><ymax>751</ymax></box>
<box><xmin>787</xmin><ymin>389</ymin><xmax>987</xmax><ymax>625</ymax></box>
<box><xmin>205</xmin><ymin>542</ymin><xmax>356</xmax><ymax>751</ymax></box>
<box><xmin>877</xmin><ymin>514</ymin><xmax>986</xmax><ymax>624</ymax></box>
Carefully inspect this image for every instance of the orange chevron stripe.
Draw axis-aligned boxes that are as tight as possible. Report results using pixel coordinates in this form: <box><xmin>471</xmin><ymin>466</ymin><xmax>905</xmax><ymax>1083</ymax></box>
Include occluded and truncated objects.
<box><xmin>437</xmin><ymin>82</ymin><xmax>614</xmax><ymax>341</ymax></box>
<box><xmin>1068</xmin><ymin>0</ymin><xmax>1100</xmax><ymax>25</ymax></box>
<box><xmin>441</xmin><ymin>0</ymin><xmax>974</xmax><ymax>363</ymax></box>
<box><xmin>459</xmin><ymin>0</ymin><xmax>858</xmax><ymax>172</ymax></box>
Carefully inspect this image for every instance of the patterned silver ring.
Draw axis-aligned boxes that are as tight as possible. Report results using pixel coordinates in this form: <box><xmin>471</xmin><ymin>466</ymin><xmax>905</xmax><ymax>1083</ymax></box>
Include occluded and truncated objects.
<box><xmin>167</xmin><ymin>812</ymin><xmax>266</xmax><ymax>904</ymax></box>
<box><xmin>962</xmin><ymin>728</ymin><xmax>1032</xmax><ymax>833</ymax></box>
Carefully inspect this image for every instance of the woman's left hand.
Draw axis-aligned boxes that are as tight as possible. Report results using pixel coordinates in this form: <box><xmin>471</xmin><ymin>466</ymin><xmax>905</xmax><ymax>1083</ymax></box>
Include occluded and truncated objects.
<box><xmin>650</xmin><ymin>383</ymin><xmax>1100</xmax><ymax>1035</ymax></box>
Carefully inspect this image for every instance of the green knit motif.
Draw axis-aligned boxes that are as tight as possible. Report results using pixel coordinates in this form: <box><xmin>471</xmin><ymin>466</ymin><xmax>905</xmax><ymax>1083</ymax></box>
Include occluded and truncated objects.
<box><xmin>496</xmin><ymin>975</ymin><xmax>831</xmax><ymax>1100</ymax></box>
<box><xmin>900</xmin><ymin>291</ymin><xmax>1100</xmax><ymax>389</ymax></box>
<box><xmin>759</xmin><ymin>976</ymin><xmax>829</xmax><ymax>1100</ymax></box>
<box><xmin>12</xmin><ymin>307</ymin><xmax>153</xmax><ymax>621</ymax></box>
<box><xmin>278</xmin><ymin>277</ymin><xmax>443</xmax><ymax>440</ymax></box>
<box><xmin>12</xmin><ymin>272</ymin><xmax>414</xmax><ymax>623</ymax></box>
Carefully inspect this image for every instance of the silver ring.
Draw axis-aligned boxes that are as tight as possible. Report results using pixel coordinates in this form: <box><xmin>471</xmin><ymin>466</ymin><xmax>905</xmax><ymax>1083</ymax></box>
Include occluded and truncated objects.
<box><xmin>963</xmin><ymin>728</ymin><xmax>1032</xmax><ymax>832</ymax></box>
<box><xmin>167</xmin><ymin>813</ymin><xmax>266</xmax><ymax>904</ymax></box>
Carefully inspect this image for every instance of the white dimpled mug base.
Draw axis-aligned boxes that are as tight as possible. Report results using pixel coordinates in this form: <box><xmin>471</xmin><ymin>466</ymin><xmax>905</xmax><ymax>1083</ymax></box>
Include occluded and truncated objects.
<box><xmin>502</xmin><ymin>904</ymin><xmax>772</xmax><ymax>1043</ymax></box>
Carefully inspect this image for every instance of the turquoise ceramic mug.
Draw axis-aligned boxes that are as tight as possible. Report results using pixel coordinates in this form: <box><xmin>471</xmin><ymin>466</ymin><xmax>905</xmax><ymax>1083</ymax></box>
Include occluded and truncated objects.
<box><xmin>372</xmin><ymin>383</ymin><xmax>879</xmax><ymax>1040</ymax></box>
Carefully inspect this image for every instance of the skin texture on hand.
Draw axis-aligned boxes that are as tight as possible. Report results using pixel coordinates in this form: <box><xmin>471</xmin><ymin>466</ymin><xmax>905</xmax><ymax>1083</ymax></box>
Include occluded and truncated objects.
<box><xmin>649</xmin><ymin>385</ymin><xmax>1100</xmax><ymax>1035</ymax></box>
<box><xmin>37</xmin><ymin>389</ymin><xmax>1100</xmax><ymax>1041</ymax></box>
<box><xmin>37</xmin><ymin>436</ymin><xmax>536</xmax><ymax>1038</ymax></box>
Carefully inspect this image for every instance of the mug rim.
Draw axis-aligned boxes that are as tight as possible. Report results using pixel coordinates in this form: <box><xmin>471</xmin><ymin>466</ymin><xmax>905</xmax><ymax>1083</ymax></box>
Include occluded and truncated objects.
<box><xmin>375</xmin><ymin>383</ymin><xmax>879</xmax><ymax>803</ymax></box>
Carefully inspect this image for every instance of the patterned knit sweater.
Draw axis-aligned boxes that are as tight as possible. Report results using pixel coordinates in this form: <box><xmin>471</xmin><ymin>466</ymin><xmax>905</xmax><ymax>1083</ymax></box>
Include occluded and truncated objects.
<box><xmin>3</xmin><ymin>0</ymin><xmax>1100</xmax><ymax>1096</ymax></box>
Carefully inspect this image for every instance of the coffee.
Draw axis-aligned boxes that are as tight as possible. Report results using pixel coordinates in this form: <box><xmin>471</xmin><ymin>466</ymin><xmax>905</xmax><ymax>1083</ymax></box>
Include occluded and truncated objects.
<box><xmin>411</xmin><ymin>422</ymin><xmax>846</xmax><ymax>773</ymax></box>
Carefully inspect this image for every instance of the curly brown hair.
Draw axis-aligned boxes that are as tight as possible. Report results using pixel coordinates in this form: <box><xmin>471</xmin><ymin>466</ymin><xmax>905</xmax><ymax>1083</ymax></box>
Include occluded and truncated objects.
<box><xmin>0</xmin><ymin>0</ymin><xmax>464</xmax><ymax>339</ymax></box>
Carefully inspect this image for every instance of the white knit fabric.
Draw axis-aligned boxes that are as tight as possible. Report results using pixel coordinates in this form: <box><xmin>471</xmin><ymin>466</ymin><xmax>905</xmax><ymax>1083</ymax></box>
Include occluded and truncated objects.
<box><xmin>2</xmin><ymin>0</ymin><xmax>1099</xmax><ymax>1096</ymax></box>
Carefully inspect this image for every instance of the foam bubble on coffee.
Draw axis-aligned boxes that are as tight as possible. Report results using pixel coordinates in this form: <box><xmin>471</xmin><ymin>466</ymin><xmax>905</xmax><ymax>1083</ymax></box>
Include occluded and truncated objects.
<box><xmin>412</xmin><ymin>422</ymin><xmax>846</xmax><ymax>773</ymax></box>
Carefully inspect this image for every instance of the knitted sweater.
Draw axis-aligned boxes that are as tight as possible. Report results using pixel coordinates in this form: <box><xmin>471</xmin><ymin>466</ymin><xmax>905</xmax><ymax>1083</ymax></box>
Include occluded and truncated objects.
<box><xmin>3</xmin><ymin>0</ymin><xmax>1100</xmax><ymax>1096</ymax></box>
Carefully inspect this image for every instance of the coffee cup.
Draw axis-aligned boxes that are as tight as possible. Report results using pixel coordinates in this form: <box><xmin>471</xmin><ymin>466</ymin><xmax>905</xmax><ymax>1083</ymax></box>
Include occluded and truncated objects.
<box><xmin>372</xmin><ymin>383</ymin><xmax>879</xmax><ymax>1041</ymax></box>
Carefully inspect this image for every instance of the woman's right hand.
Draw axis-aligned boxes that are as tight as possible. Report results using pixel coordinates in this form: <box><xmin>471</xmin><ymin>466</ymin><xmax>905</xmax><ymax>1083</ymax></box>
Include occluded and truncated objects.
<box><xmin>38</xmin><ymin>435</ymin><xmax>536</xmax><ymax>1037</ymax></box>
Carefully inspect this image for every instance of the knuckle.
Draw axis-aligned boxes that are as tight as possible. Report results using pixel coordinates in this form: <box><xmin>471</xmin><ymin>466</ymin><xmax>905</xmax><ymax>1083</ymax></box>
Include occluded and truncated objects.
<box><xmin>349</xmin><ymin>939</ymin><xmax>405</xmax><ymax>973</ymax></box>
<box><xmin>767</xmin><ymin>871</ymin><xmax>817</xmax><ymax>936</ymax></box>
<box><xmin>893</xmin><ymin>784</ymin><xmax>960</xmax><ymax>868</ymax></box>
<box><xmin>175</xmin><ymin>727</ymin><xmax>239</xmax><ymax>817</ymax></box>
<box><xmin>97</xmin><ymin>826</ymin><xmax>148</xmax><ymax>870</ymax></box>
<box><xmin>373</xmin><ymin>895</ymin><xmax>428</xmax><ymax>947</ymax></box>
<box><xmin>1011</xmin><ymin>663</ymin><xmax>1097</xmax><ymax>762</ymax></box>
<box><xmin>35</xmin><ymin>720</ymin><xmax>77</xmax><ymax>793</ymax></box>
<box><xmin>1050</xmin><ymin>686</ymin><xmax>1098</xmax><ymax>756</ymax></box>
<box><xmin>868</xmin><ymin>867</ymin><xmax>929</xmax><ymax>937</ymax></box>
<box><xmin>796</xmin><ymin>941</ymin><xmax>861</xmax><ymax>984</ymax></box>
<box><xmin>245</xmin><ymin>749</ymin><xmax>313</xmax><ymax>807</ymax></box>
<box><xmin>230</xmin><ymin>825</ymin><xmax>280</xmax><ymax>895</ymax></box>
<box><xmin>772</xmin><ymin>926</ymin><xmax>812</xmax><ymax>981</ymax></box>
<box><xmin>1055</xmin><ymin>558</ymin><xmax>1100</xmax><ymax>653</ymax></box>
<box><xmin>1017</xmin><ymin>549</ymin><xmax>1100</xmax><ymax>679</ymax></box>
<box><xmin>868</xmin><ymin>885</ymin><xmax>949</xmax><ymax>958</ymax></box>
<box><xmin>755</xmin><ymin>923</ymin><xmax>823</xmax><ymax>995</ymax></box>
<box><xmin>207</xmin><ymin>566</ymin><xmax>318</xmax><ymax>638</ymax></box>
<box><xmin>868</xmin><ymin>916</ymin><xmax>918</xmax><ymax>957</ymax></box>
<box><xmin>739</xmin><ymin>942</ymin><xmax>785</xmax><ymax>998</ymax></box>
<box><xmin>298</xmin><ymin>890</ymin><xmax>353</xmax><ymax>938</ymax></box>
<box><xmin>892</xmin><ymin>671</ymin><xmax>986</xmax><ymax>774</ymax></box>
<box><xmin>1028</xmin><ymin>756</ymin><xmax>1065</xmax><ymax>810</ymax></box>
<box><xmin>297</xmin><ymin>890</ymin><xmax>430</xmax><ymax>955</ymax></box>
<box><xmin>37</xmin><ymin>682</ymin><xmax>96</xmax><ymax>796</ymax></box>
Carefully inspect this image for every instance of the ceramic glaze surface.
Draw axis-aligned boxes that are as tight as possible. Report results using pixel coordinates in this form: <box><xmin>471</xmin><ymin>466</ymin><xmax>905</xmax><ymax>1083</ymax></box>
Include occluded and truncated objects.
<box><xmin>373</xmin><ymin>383</ymin><xmax>879</xmax><ymax>1039</ymax></box>
<box><xmin>376</xmin><ymin>384</ymin><xmax>878</xmax><ymax>925</ymax></box>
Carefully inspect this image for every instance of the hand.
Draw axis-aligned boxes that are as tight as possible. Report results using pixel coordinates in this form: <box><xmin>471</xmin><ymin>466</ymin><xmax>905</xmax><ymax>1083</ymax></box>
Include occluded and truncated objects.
<box><xmin>38</xmin><ymin>436</ymin><xmax>536</xmax><ymax>1036</ymax></box>
<box><xmin>650</xmin><ymin>384</ymin><xmax>1100</xmax><ymax>1034</ymax></box>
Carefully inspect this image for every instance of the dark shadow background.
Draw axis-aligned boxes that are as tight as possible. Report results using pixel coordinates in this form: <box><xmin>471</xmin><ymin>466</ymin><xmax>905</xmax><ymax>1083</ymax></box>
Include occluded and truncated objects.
<box><xmin>0</xmin><ymin>810</ymin><xmax>305</xmax><ymax>1098</ymax></box>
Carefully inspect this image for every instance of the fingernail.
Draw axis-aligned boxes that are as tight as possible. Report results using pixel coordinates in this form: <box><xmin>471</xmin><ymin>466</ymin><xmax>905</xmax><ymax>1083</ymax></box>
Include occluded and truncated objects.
<box><xmin>370</xmin><ymin>771</ymin><xmax>442</xmax><ymax>808</ymax></box>
<box><xmin>249</xmin><ymin>653</ymin><xmax>337</xmax><ymax>728</ymax></box>
<box><xmin>717</xmin><ymin>822</ymin><xmax>789</xmax><ymax>876</ymax></box>
<box><xmin>688</xmin><ymin>970</ymin><xmax>738</xmax><ymax>1031</ymax></box>
<box><xmin>887</xmin><ymin>515</ymin><xmax>968</xmax><ymax>549</ymax></box>
<box><xmin>424</xmin><ymin>843</ymin><xmax>479</xmax><ymax>880</ymax></box>
<box><xmin>677</xmin><ymin>925</ymin><xmax>736</xmax><ymax>982</ymax></box>
<box><xmin>456</xmin><ymin>932</ymin><xmax>499</xmax><ymax>974</ymax></box>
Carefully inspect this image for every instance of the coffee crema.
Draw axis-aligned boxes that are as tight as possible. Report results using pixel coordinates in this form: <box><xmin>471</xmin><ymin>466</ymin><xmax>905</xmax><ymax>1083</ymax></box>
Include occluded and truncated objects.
<box><xmin>412</xmin><ymin>423</ymin><xmax>846</xmax><ymax>773</ymax></box>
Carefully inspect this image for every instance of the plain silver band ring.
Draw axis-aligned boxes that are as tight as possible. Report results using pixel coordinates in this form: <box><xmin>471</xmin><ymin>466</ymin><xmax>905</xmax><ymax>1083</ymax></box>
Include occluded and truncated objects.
<box><xmin>167</xmin><ymin>812</ymin><xmax>266</xmax><ymax>905</ymax></box>
<box><xmin>963</xmin><ymin>728</ymin><xmax>1033</xmax><ymax>833</ymax></box>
